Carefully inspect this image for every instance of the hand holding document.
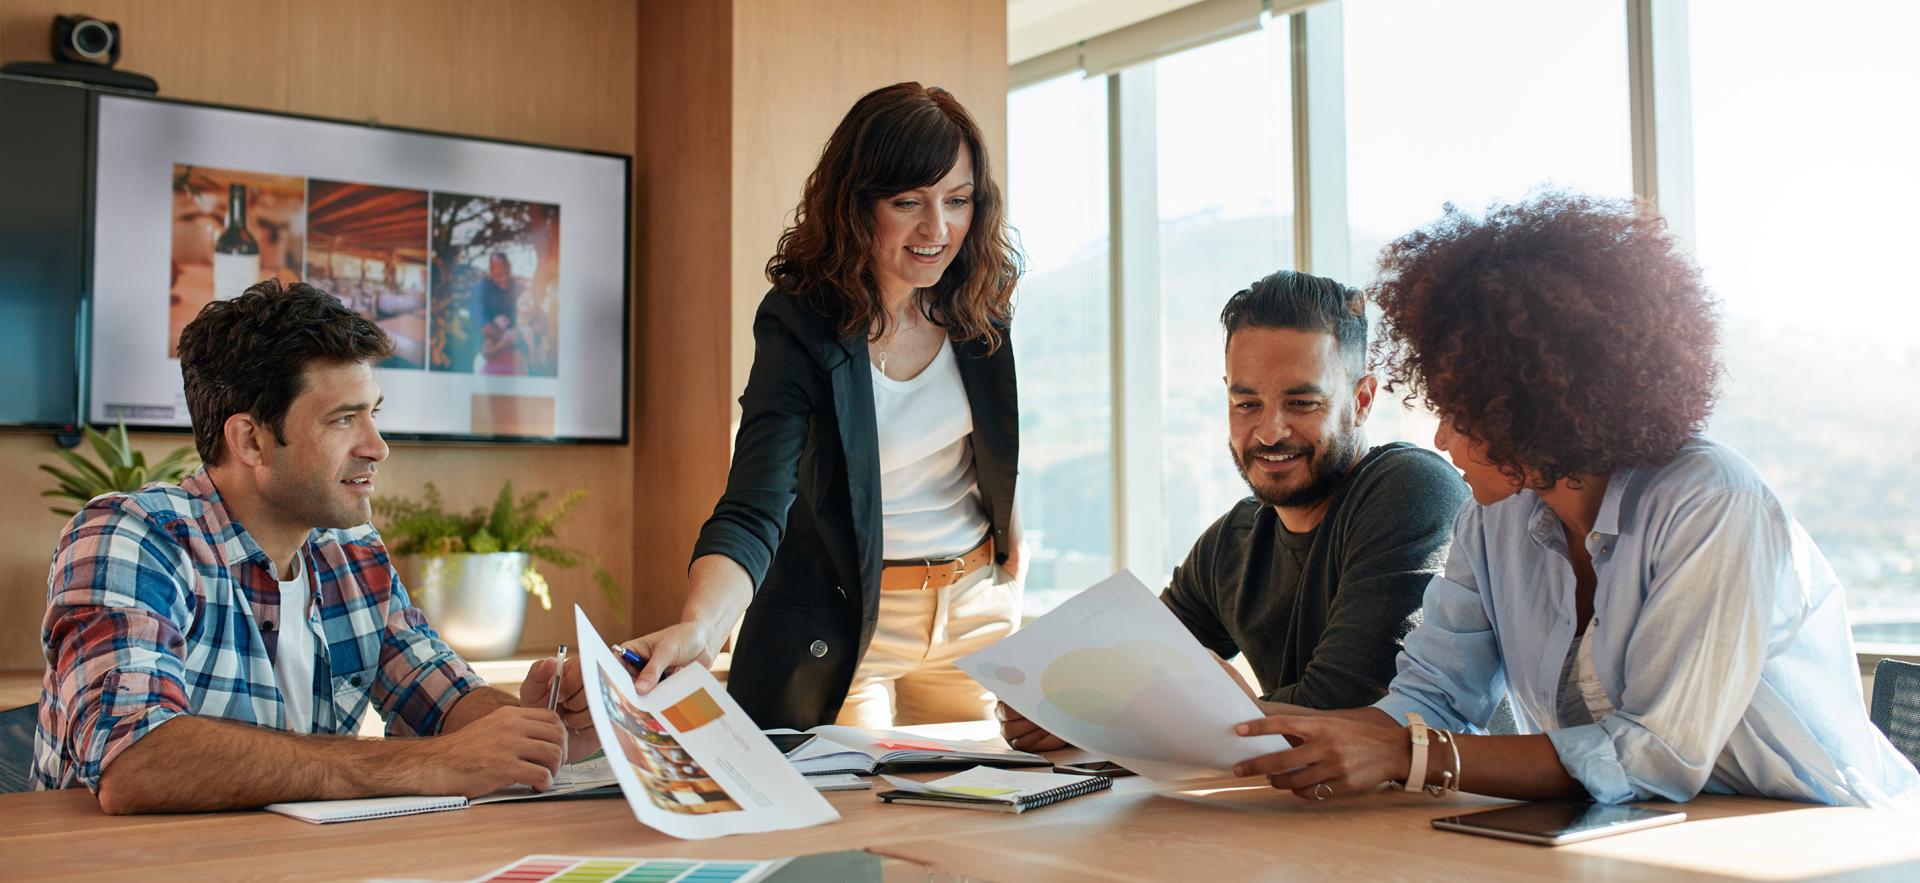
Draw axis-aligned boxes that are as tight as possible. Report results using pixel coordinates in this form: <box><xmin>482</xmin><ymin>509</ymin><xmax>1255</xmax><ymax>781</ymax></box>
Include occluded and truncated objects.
<box><xmin>958</xmin><ymin>571</ymin><xmax>1290</xmax><ymax>781</ymax></box>
<box><xmin>574</xmin><ymin>606</ymin><xmax>839</xmax><ymax>839</ymax></box>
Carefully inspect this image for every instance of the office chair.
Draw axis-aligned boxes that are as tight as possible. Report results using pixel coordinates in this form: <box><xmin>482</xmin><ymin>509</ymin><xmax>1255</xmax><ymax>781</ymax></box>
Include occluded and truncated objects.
<box><xmin>0</xmin><ymin>703</ymin><xmax>37</xmax><ymax>793</ymax></box>
<box><xmin>1869</xmin><ymin>658</ymin><xmax>1920</xmax><ymax>772</ymax></box>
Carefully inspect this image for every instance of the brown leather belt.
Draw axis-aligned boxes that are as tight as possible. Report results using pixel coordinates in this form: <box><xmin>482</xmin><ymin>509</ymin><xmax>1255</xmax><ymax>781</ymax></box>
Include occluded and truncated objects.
<box><xmin>880</xmin><ymin>537</ymin><xmax>995</xmax><ymax>591</ymax></box>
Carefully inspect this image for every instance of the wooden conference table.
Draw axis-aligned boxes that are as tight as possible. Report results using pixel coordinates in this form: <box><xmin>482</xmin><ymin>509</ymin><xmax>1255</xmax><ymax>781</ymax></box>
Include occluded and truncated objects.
<box><xmin>4</xmin><ymin>721</ymin><xmax>1919</xmax><ymax>882</ymax></box>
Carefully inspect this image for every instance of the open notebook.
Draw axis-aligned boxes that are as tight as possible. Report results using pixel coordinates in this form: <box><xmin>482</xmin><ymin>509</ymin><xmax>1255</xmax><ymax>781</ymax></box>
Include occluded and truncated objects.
<box><xmin>266</xmin><ymin>757</ymin><xmax>618</xmax><ymax>824</ymax></box>
<box><xmin>770</xmin><ymin>726</ymin><xmax>1048</xmax><ymax>776</ymax></box>
<box><xmin>875</xmin><ymin>766</ymin><xmax>1112</xmax><ymax>813</ymax></box>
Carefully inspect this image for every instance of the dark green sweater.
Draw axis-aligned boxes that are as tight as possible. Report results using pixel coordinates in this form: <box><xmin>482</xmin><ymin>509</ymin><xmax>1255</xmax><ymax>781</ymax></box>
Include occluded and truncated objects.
<box><xmin>1161</xmin><ymin>442</ymin><xmax>1469</xmax><ymax>710</ymax></box>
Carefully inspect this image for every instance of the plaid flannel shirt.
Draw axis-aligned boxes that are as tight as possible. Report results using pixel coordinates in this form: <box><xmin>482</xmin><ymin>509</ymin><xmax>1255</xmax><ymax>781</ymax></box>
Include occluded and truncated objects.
<box><xmin>34</xmin><ymin>470</ymin><xmax>485</xmax><ymax>791</ymax></box>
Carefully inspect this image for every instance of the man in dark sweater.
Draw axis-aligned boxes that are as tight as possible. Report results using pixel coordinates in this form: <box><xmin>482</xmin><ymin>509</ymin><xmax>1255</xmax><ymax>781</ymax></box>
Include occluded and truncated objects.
<box><xmin>1000</xmin><ymin>270</ymin><xmax>1468</xmax><ymax>751</ymax></box>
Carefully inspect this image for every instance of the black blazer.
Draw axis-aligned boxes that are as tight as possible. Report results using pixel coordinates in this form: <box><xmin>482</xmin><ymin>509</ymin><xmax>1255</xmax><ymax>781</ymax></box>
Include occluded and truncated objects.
<box><xmin>691</xmin><ymin>288</ymin><xmax>1019</xmax><ymax>729</ymax></box>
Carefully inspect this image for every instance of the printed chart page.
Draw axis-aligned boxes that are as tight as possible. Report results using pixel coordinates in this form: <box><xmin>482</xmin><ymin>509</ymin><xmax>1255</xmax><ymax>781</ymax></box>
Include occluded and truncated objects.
<box><xmin>959</xmin><ymin>570</ymin><xmax>1290</xmax><ymax>781</ymax></box>
<box><xmin>575</xmin><ymin>607</ymin><xmax>840</xmax><ymax>839</ymax></box>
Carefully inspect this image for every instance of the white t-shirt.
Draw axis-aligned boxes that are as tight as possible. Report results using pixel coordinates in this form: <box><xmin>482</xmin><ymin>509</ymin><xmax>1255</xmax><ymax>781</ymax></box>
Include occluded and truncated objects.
<box><xmin>871</xmin><ymin>341</ymin><xmax>991</xmax><ymax>560</ymax></box>
<box><xmin>273</xmin><ymin>557</ymin><xmax>316</xmax><ymax>733</ymax></box>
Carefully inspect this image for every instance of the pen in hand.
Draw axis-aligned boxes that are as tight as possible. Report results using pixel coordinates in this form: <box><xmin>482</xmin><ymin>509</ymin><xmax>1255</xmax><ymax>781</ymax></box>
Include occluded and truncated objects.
<box><xmin>548</xmin><ymin>644</ymin><xmax>568</xmax><ymax>712</ymax></box>
<box><xmin>610</xmin><ymin>643</ymin><xmax>647</xmax><ymax>671</ymax></box>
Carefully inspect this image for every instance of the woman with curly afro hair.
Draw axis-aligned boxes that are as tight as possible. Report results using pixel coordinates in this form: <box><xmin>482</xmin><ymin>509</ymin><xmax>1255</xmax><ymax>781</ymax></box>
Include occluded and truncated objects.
<box><xmin>1227</xmin><ymin>192</ymin><xmax>1919</xmax><ymax>809</ymax></box>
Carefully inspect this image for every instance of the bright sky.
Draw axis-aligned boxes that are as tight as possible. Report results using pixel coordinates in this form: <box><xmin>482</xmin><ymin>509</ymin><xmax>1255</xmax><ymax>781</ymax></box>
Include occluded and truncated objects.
<box><xmin>1687</xmin><ymin>2</ymin><xmax>1920</xmax><ymax>335</ymax></box>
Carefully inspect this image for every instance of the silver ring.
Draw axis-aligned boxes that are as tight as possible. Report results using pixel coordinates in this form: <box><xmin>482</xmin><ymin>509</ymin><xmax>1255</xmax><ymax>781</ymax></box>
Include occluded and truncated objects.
<box><xmin>1312</xmin><ymin>782</ymin><xmax>1332</xmax><ymax>801</ymax></box>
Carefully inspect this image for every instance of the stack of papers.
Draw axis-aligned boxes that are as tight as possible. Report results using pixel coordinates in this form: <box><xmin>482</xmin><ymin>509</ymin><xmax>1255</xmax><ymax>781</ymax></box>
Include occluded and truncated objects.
<box><xmin>805</xmin><ymin>773</ymin><xmax>870</xmax><ymax>792</ymax></box>
<box><xmin>772</xmin><ymin>726</ymin><xmax>1049</xmax><ymax>776</ymax></box>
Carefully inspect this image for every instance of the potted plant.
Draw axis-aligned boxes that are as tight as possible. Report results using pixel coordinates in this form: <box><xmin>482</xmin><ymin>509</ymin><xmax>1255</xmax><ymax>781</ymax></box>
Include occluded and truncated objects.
<box><xmin>40</xmin><ymin>422</ymin><xmax>200</xmax><ymax>517</ymax></box>
<box><xmin>373</xmin><ymin>481</ymin><xmax>620</xmax><ymax>660</ymax></box>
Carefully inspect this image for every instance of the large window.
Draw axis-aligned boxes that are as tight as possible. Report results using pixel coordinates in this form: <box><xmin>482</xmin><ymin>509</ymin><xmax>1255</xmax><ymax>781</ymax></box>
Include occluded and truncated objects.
<box><xmin>1007</xmin><ymin>73</ymin><xmax>1113</xmax><ymax>615</ymax></box>
<box><xmin>1154</xmin><ymin>25</ymin><xmax>1295</xmax><ymax>578</ymax></box>
<box><xmin>1342</xmin><ymin>0</ymin><xmax>1634</xmax><ymax>450</ymax></box>
<box><xmin>1687</xmin><ymin>1</ymin><xmax>1920</xmax><ymax>647</ymax></box>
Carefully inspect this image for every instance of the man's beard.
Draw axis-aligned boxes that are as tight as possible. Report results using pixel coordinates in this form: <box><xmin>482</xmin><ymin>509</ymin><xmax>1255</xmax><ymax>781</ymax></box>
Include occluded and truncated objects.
<box><xmin>264</xmin><ymin>467</ymin><xmax>371</xmax><ymax>532</ymax></box>
<box><xmin>1231</xmin><ymin>429</ymin><xmax>1363</xmax><ymax>510</ymax></box>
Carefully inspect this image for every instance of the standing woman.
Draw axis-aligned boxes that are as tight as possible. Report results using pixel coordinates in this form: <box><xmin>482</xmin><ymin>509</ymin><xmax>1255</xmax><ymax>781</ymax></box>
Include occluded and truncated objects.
<box><xmin>624</xmin><ymin>83</ymin><xmax>1024</xmax><ymax>730</ymax></box>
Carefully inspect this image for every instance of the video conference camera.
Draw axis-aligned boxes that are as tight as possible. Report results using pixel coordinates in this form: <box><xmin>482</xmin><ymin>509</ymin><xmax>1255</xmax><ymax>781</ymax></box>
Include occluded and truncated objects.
<box><xmin>53</xmin><ymin>15</ymin><xmax>122</xmax><ymax>66</ymax></box>
<box><xmin>0</xmin><ymin>13</ymin><xmax>158</xmax><ymax>93</ymax></box>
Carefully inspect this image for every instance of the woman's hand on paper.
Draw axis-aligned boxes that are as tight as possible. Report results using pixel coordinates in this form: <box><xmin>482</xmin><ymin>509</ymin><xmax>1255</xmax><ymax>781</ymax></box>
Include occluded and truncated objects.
<box><xmin>619</xmin><ymin>621</ymin><xmax>715</xmax><ymax>694</ymax></box>
<box><xmin>995</xmin><ymin>701</ymin><xmax>1068</xmax><ymax>753</ymax></box>
<box><xmin>1231</xmin><ymin>714</ymin><xmax>1412</xmax><ymax>801</ymax></box>
<box><xmin>521</xmin><ymin>656</ymin><xmax>601</xmax><ymax>763</ymax></box>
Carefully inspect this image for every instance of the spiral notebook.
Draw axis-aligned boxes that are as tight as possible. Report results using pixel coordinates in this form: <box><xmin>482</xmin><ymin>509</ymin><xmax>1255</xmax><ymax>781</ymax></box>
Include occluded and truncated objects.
<box><xmin>265</xmin><ymin>758</ymin><xmax>619</xmax><ymax>823</ymax></box>
<box><xmin>875</xmin><ymin>766</ymin><xmax>1112</xmax><ymax>813</ymax></box>
<box><xmin>265</xmin><ymin>794</ymin><xmax>470</xmax><ymax>823</ymax></box>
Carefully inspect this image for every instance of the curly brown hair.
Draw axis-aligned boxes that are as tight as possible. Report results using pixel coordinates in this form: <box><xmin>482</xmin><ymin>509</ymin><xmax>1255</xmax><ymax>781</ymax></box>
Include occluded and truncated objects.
<box><xmin>766</xmin><ymin>82</ymin><xmax>1021</xmax><ymax>350</ymax></box>
<box><xmin>1369</xmin><ymin>191</ymin><xmax>1721</xmax><ymax>489</ymax></box>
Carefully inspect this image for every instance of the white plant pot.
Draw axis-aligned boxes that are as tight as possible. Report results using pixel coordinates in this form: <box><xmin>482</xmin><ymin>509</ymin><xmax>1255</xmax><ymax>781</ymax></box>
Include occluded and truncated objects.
<box><xmin>408</xmin><ymin>552</ymin><xmax>529</xmax><ymax>661</ymax></box>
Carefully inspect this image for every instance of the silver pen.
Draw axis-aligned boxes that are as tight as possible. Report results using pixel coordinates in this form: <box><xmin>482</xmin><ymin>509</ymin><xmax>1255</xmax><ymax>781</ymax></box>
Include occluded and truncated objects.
<box><xmin>548</xmin><ymin>644</ymin><xmax>568</xmax><ymax>712</ymax></box>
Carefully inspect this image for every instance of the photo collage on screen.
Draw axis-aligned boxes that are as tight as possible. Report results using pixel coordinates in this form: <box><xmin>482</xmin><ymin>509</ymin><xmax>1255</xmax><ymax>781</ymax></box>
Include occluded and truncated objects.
<box><xmin>167</xmin><ymin>165</ymin><xmax>561</xmax><ymax>380</ymax></box>
<box><xmin>167</xmin><ymin>165</ymin><xmax>306</xmax><ymax>357</ymax></box>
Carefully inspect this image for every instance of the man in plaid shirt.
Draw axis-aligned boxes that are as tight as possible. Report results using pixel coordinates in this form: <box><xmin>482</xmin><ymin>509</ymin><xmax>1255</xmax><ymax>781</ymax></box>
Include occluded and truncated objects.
<box><xmin>35</xmin><ymin>280</ymin><xmax>592</xmax><ymax>813</ymax></box>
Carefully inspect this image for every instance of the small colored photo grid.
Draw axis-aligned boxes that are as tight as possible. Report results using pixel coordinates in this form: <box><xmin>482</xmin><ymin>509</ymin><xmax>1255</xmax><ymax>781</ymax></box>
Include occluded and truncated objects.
<box><xmin>595</xmin><ymin>671</ymin><xmax>744</xmax><ymax>815</ymax></box>
<box><xmin>471</xmin><ymin>856</ymin><xmax>776</xmax><ymax>883</ymax></box>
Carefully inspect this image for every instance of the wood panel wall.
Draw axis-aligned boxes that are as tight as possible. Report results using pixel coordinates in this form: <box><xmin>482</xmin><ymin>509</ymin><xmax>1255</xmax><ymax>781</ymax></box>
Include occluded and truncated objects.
<box><xmin>0</xmin><ymin>0</ymin><xmax>639</xmax><ymax>669</ymax></box>
<box><xmin>630</xmin><ymin>0</ymin><xmax>736</xmax><ymax>636</ymax></box>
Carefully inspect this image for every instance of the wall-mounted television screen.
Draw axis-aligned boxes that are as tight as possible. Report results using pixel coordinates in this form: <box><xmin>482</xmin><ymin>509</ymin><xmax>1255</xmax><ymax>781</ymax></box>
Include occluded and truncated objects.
<box><xmin>0</xmin><ymin>76</ymin><xmax>89</xmax><ymax>432</ymax></box>
<box><xmin>89</xmin><ymin>93</ymin><xmax>630</xmax><ymax>443</ymax></box>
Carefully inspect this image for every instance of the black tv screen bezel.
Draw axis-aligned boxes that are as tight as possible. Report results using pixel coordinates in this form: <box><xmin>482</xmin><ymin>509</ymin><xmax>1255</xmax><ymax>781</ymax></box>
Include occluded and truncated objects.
<box><xmin>0</xmin><ymin>73</ymin><xmax>92</xmax><ymax>434</ymax></box>
<box><xmin>83</xmin><ymin>85</ymin><xmax>633</xmax><ymax>446</ymax></box>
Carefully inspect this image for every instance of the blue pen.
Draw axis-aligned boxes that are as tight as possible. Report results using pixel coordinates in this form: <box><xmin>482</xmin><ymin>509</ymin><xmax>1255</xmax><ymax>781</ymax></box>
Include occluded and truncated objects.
<box><xmin>610</xmin><ymin>643</ymin><xmax>647</xmax><ymax>670</ymax></box>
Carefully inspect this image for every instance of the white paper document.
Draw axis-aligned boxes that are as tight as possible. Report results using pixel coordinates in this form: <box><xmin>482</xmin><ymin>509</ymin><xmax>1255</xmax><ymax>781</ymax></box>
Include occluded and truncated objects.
<box><xmin>574</xmin><ymin>606</ymin><xmax>840</xmax><ymax>839</ymax></box>
<box><xmin>958</xmin><ymin>570</ymin><xmax>1291</xmax><ymax>781</ymax></box>
<box><xmin>469</xmin><ymin>756</ymin><xmax>620</xmax><ymax>804</ymax></box>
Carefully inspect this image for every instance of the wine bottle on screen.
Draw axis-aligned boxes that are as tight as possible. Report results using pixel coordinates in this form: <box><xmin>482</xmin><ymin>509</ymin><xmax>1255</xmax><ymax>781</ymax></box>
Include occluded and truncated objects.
<box><xmin>212</xmin><ymin>183</ymin><xmax>260</xmax><ymax>300</ymax></box>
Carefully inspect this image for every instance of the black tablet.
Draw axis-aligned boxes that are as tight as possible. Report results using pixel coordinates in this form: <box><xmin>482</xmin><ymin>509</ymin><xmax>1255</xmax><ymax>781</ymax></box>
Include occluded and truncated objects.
<box><xmin>766</xmin><ymin>733</ymin><xmax>818</xmax><ymax>757</ymax></box>
<box><xmin>1431</xmin><ymin>801</ymin><xmax>1686</xmax><ymax>846</ymax></box>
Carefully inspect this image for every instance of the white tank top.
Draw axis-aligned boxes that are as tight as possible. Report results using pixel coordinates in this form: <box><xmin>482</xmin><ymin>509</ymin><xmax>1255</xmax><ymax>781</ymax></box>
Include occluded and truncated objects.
<box><xmin>870</xmin><ymin>341</ymin><xmax>991</xmax><ymax>560</ymax></box>
<box><xmin>1555</xmin><ymin>617</ymin><xmax>1615</xmax><ymax>728</ymax></box>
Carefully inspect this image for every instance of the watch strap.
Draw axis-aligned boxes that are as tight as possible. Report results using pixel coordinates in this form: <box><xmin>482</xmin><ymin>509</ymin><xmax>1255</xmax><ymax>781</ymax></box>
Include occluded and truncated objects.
<box><xmin>1405</xmin><ymin>712</ymin><xmax>1430</xmax><ymax>793</ymax></box>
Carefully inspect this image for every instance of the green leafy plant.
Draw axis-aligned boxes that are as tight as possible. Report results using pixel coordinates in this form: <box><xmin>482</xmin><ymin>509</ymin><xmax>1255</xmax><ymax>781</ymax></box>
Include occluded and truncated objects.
<box><xmin>40</xmin><ymin>422</ymin><xmax>200</xmax><ymax>517</ymax></box>
<box><xmin>372</xmin><ymin>481</ymin><xmax>621</xmax><ymax>613</ymax></box>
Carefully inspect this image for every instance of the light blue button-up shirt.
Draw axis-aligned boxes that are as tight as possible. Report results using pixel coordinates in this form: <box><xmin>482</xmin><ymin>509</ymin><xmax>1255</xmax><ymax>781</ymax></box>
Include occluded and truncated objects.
<box><xmin>1374</xmin><ymin>436</ymin><xmax>1920</xmax><ymax>808</ymax></box>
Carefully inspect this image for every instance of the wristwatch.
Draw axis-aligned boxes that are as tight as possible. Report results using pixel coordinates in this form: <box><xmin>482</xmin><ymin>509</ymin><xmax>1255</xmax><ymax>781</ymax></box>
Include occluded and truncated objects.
<box><xmin>1405</xmin><ymin>712</ymin><xmax>1430</xmax><ymax>793</ymax></box>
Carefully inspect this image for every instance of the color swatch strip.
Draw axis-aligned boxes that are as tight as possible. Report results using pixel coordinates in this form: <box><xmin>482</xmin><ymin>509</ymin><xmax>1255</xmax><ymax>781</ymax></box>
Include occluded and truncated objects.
<box><xmin>471</xmin><ymin>855</ymin><xmax>779</xmax><ymax>883</ymax></box>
